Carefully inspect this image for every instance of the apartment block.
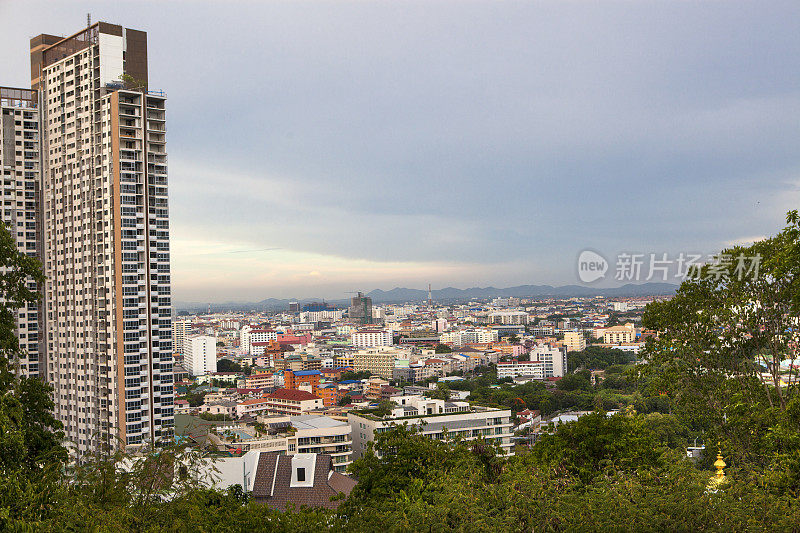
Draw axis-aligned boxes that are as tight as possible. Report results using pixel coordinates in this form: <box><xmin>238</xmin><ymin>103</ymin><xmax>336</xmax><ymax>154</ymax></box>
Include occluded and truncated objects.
<box><xmin>31</xmin><ymin>22</ymin><xmax>173</xmax><ymax>453</ymax></box>
<box><xmin>236</xmin><ymin>388</ymin><xmax>323</xmax><ymax>418</ymax></box>
<box><xmin>351</xmin><ymin>329</ymin><xmax>392</xmax><ymax>348</ymax></box>
<box><xmin>171</xmin><ymin>318</ymin><xmax>191</xmax><ymax>354</ymax></box>
<box><xmin>563</xmin><ymin>331</ymin><xmax>586</xmax><ymax>352</ymax></box>
<box><xmin>530</xmin><ymin>344</ymin><xmax>567</xmax><ymax>378</ymax></box>
<box><xmin>599</xmin><ymin>323</ymin><xmax>637</xmax><ymax>344</ymax></box>
<box><xmin>0</xmin><ymin>87</ymin><xmax>43</xmax><ymax>377</ymax></box>
<box><xmin>184</xmin><ymin>334</ymin><xmax>217</xmax><ymax>376</ymax></box>
<box><xmin>353</xmin><ymin>347</ymin><xmax>396</xmax><ymax>379</ymax></box>
<box><xmin>496</xmin><ymin>360</ymin><xmax>545</xmax><ymax>380</ymax></box>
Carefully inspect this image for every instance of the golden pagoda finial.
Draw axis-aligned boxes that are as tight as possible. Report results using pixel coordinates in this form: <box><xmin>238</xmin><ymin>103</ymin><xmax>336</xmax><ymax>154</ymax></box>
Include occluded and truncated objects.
<box><xmin>707</xmin><ymin>442</ymin><xmax>728</xmax><ymax>491</ymax></box>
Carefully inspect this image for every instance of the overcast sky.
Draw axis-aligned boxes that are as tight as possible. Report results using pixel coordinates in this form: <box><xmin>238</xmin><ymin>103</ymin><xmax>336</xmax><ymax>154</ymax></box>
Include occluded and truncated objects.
<box><xmin>2</xmin><ymin>0</ymin><xmax>799</xmax><ymax>302</ymax></box>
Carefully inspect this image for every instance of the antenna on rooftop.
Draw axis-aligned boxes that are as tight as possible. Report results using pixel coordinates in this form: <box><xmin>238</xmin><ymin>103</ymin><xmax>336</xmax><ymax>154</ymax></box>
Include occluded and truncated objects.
<box><xmin>87</xmin><ymin>13</ymin><xmax>91</xmax><ymax>27</ymax></box>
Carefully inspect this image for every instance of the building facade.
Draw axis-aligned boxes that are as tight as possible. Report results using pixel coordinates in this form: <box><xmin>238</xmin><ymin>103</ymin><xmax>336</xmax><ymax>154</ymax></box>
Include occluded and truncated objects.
<box><xmin>496</xmin><ymin>360</ymin><xmax>545</xmax><ymax>380</ymax></box>
<box><xmin>530</xmin><ymin>344</ymin><xmax>567</xmax><ymax>378</ymax></box>
<box><xmin>348</xmin><ymin>292</ymin><xmax>372</xmax><ymax>325</ymax></box>
<box><xmin>172</xmin><ymin>319</ymin><xmax>191</xmax><ymax>354</ymax></box>
<box><xmin>0</xmin><ymin>86</ymin><xmax>43</xmax><ymax>377</ymax></box>
<box><xmin>353</xmin><ymin>348</ymin><xmax>396</xmax><ymax>379</ymax></box>
<box><xmin>184</xmin><ymin>334</ymin><xmax>217</xmax><ymax>376</ymax></box>
<box><xmin>563</xmin><ymin>331</ymin><xmax>586</xmax><ymax>352</ymax></box>
<box><xmin>32</xmin><ymin>22</ymin><xmax>173</xmax><ymax>452</ymax></box>
<box><xmin>351</xmin><ymin>329</ymin><xmax>392</xmax><ymax>348</ymax></box>
<box><xmin>348</xmin><ymin>396</ymin><xmax>513</xmax><ymax>459</ymax></box>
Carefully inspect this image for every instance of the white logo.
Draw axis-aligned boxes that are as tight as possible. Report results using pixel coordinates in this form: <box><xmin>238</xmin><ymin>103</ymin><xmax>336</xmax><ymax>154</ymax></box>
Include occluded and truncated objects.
<box><xmin>577</xmin><ymin>250</ymin><xmax>608</xmax><ymax>283</ymax></box>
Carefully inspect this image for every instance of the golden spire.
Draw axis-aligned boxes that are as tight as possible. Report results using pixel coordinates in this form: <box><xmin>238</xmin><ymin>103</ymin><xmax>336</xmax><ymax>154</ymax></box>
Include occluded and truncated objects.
<box><xmin>707</xmin><ymin>443</ymin><xmax>728</xmax><ymax>491</ymax></box>
<box><xmin>713</xmin><ymin>450</ymin><xmax>726</xmax><ymax>480</ymax></box>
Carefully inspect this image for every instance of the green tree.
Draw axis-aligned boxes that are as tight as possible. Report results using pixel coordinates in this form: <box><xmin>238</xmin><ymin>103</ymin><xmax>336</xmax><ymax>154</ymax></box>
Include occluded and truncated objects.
<box><xmin>428</xmin><ymin>382</ymin><xmax>451</xmax><ymax>400</ymax></box>
<box><xmin>338</xmin><ymin>394</ymin><xmax>352</xmax><ymax>406</ymax></box>
<box><xmin>0</xmin><ymin>222</ymin><xmax>66</xmax><ymax>528</ymax></box>
<box><xmin>341</xmin><ymin>370</ymin><xmax>371</xmax><ymax>381</ymax></box>
<box><xmin>568</xmin><ymin>345</ymin><xmax>635</xmax><ymax>372</ymax></box>
<box><xmin>640</xmin><ymin>211</ymin><xmax>800</xmax><ymax>480</ymax></box>
<box><xmin>532</xmin><ymin>412</ymin><xmax>662</xmax><ymax>484</ymax></box>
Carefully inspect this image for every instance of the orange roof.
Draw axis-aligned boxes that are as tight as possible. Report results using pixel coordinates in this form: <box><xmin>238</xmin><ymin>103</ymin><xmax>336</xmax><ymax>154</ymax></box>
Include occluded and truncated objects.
<box><xmin>239</xmin><ymin>398</ymin><xmax>270</xmax><ymax>406</ymax></box>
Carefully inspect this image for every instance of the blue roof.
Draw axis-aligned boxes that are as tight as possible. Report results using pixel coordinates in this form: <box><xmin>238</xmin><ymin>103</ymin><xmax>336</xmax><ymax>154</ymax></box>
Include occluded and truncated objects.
<box><xmin>291</xmin><ymin>370</ymin><xmax>321</xmax><ymax>376</ymax></box>
<box><xmin>339</xmin><ymin>379</ymin><xmax>360</xmax><ymax>384</ymax></box>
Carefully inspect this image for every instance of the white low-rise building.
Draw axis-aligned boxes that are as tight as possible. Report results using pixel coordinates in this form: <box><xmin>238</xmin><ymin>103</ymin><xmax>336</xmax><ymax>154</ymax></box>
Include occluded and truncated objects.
<box><xmin>497</xmin><ymin>360</ymin><xmax>546</xmax><ymax>380</ymax></box>
<box><xmin>241</xmin><ymin>325</ymin><xmax>278</xmax><ymax>354</ymax></box>
<box><xmin>439</xmin><ymin>328</ymin><xmax>498</xmax><ymax>346</ymax></box>
<box><xmin>348</xmin><ymin>396</ymin><xmax>513</xmax><ymax>458</ymax></box>
<box><xmin>352</xmin><ymin>329</ymin><xmax>392</xmax><ymax>348</ymax></box>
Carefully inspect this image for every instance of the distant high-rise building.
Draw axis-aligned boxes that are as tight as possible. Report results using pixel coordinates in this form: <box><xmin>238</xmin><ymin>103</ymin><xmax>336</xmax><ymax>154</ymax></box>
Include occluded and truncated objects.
<box><xmin>0</xmin><ymin>86</ymin><xmax>43</xmax><ymax>377</ymax></box>
<box><xmin>349</xmin><ymin>292</ymin><xmax>372</xmax><ymax>325</ymax></box>
<box><xmin>172</xmin><ymin>319</ymin><xmax>191</xmax><ymax>354</ymax></box>
<box><xmin>184</xmin><ymin>335</ymin><xmax>217</xmax><ymax>376</ymax></box>
<box><xmin>29</xmin><ymin>22</ymin><xmax>173</xmax><ymax>454</ymax></box>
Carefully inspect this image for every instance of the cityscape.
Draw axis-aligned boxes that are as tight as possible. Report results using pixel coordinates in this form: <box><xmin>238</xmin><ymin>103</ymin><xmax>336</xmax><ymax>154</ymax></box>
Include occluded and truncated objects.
<box><xmin>1</xmin><ymin>2</ymin><xmax>799</xmax><ymax>531</ymax></box>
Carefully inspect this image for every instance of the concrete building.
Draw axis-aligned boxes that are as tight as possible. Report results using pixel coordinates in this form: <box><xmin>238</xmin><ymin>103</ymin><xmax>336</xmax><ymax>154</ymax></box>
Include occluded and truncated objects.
<box><xmin>243</xmin><ymin>372</ymin><xmax>278</xmax><ymax>390</ymax></box>
<box><xmin>563</xmin><ymin>331</ymin><xmax>586</xmax><ymax>352</ymax></box>
<box><xmin>0</xmin><ymin>87</ymin><xmax>42</xmax><ymax>377</ymax></box>
<box><xmin>236</xmin><ymin>388</ymin><xmax>324</xmax><ymax>418</ymax></box>
<box><xmin>241</xmin><ymin>325</ymin><xmax>278</xmax><ymax>354</ymax></box>
<box><xmin>530</xmin><ymin>344</ymin><xmax>567</xmax><ymax>378</ymax></box>
<box><xmin>598</xmin><ymin>323</ymin><xmax>636</xmax><ymax>344</ymax></box>
<box><xmin>497</xmin><ymin>360</ymin><xmax>545</xmax><ymax>380</ymax></box>
<box><xmin>439</xmin><ymin>328</ymin><xmax>498</xmax><ymax>346</ymax></box>
<box><xmin>284</xmin><ymin>369</ymin><xmax>321</xmax><ymax>395</ymax></box>
<box><xmin>212</xmin><ymin>415</ymin><xmax>354</xmax><ymax>482</ymax></box>
<box><xmin>348</xmin><ymin>396</ymin><xmax>513</xmax><ymax>458</ymax></box>
<box><xmin>348</xmin><ymin>292</ymin><xmax>373</xmax><ymax>325</ymax></box>
<box><xmin>172</xmin><ymin>319</ymin><xmax>191</xmax><ymax>354</ymax></box>
<box><xmin>184</xmin><ymin>335</ymin><xmax>217</xmax><ymax>376</ymax></box>
<box><xmin>31</xmin><ymin>22</ymin><xmax>173</xmax><ymax>452</ymax></box>
<box><xmin>351</xmin><ymin>329</ymin><xmax>392</xmax><ymax>348</ymax></box>
<box><xmin>353</xmin><ymin>347</ymin><xmax>396</xmax><ymax>379</ymax></box>
<box><xmin>488</xmin><ymin>311</ymin><xmax>529</xmax><ymax>325</ymax></box>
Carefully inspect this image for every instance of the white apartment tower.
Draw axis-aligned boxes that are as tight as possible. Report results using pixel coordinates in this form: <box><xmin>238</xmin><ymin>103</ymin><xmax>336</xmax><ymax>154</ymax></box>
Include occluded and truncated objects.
<box><xmin>30</xmin><ymin>23</ymin><xmax>173</xmax><ymax>453</ymax></box>
<box><xmin>0</xmin><ymin>87</ymin><xmax>43</xmax><ymax>377</ymax></box>
<box><xmin>184</xmin><ymin>335</ymin><xmax>217</xmax><ymax>376</ymax></box>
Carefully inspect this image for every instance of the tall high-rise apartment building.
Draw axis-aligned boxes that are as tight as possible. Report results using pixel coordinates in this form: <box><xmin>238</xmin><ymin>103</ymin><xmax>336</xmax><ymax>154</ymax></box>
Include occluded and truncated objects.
<box><xmin>25</xmin><ymin>22</ymin><xmax>173</xmax><ymax>454</ymax></box>
<box><xmin>0</xmin><ymin>87</ymin><xmax>43</xmax><ymax>376</ymax></box>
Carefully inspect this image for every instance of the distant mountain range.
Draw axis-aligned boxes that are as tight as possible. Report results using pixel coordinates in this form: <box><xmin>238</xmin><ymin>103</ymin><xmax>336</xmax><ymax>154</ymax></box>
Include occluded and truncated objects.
<box><xmin>365</xmin><ymin>283</ymin><xmax>678</xmax><ymax>303</ymax></box>
<box><xmin>174</xmin><ymin>282</ymin><xmax>677</xmax><ymax>312</ymax></box>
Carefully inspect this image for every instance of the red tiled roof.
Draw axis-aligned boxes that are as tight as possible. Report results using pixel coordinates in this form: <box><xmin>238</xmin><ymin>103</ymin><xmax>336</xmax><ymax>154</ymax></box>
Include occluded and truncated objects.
<box><xmin>267</xmin><ymin>388</ymin><xmax>321</xmax><ymax>401</ymax></box>
<box><xmin>240</xmin><ymin>398</ymin><xmax>270</xmax><ymax>406</ymax></box>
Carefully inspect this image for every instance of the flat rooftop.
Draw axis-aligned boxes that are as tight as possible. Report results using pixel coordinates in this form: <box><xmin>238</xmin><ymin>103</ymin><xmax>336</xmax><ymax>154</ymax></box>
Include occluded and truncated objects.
<box><xmin>290</xmin><ymin>415</ymin><xmax>347</xmax><ymax>430</ymax></box>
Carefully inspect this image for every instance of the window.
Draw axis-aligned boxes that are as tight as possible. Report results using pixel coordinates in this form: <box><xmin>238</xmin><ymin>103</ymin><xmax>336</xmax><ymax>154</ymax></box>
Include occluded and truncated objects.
<box><xmin>296</xmin><ymin>467</ymin><xmax>305</xmax><ymax>482</ymax></box>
